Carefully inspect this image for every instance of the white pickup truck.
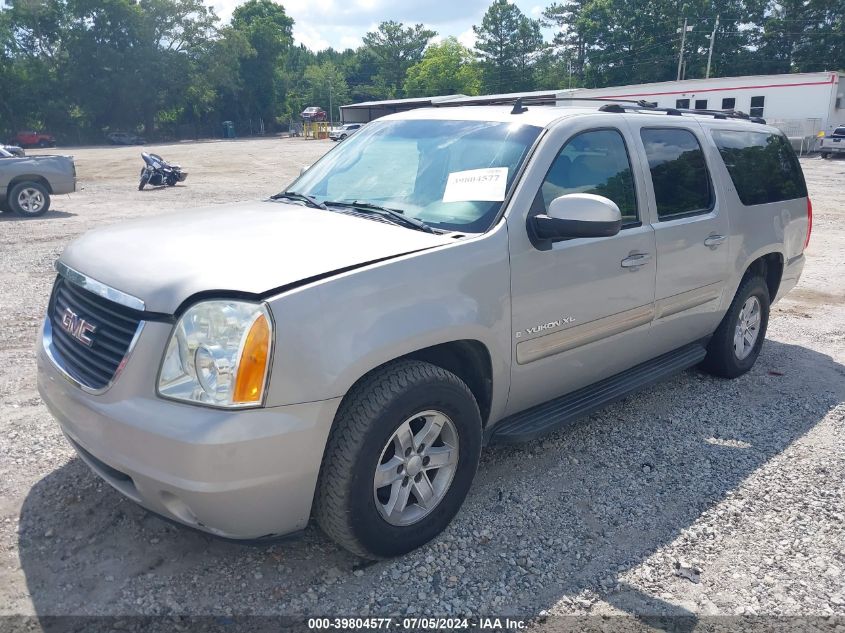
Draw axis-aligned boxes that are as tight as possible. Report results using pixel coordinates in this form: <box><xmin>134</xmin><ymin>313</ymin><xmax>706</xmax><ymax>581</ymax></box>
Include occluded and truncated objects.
<box><xmin>820</xmin><ymin>126</ymin><xmax>845</xmax><ymax>158</ymax></box>
<box><xmin>0</xmin><ymin>150</ymin><xmax>76</xmax><ymax>216</ymax></box>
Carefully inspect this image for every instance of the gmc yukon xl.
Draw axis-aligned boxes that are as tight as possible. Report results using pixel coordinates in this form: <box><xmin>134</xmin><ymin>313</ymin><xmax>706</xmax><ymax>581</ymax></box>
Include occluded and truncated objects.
<box><xmin>37</xmin><ymin>100</ymin><xmax>810</xmax><ymax>558</ymax></box>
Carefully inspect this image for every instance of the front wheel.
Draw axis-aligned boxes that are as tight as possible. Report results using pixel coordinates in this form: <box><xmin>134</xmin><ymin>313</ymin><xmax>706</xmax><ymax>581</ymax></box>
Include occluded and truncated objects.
<box><xmin>701</xmin><ymin>275</ymin><xmax>770</xmax><ymax>378</ymax></box>
<box><xmin>315</xmin><ymin>360</ymin><xmax>482</xmax><ymax>559</ymax></box>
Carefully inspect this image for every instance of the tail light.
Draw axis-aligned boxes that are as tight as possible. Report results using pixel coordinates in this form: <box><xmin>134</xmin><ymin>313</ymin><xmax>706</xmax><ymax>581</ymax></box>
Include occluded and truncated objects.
<box><xmin>805</xmin><ymin>197</ymin><xmax>813</xmax><ymax>250</ymax></box>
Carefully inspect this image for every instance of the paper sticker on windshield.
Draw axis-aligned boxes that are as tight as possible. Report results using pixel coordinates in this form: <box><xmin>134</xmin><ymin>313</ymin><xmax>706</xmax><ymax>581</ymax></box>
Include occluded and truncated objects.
<box><xmin>442</xmin><ymin>167</ymin><xmax>509</xmax><ymax>203</ymax></box>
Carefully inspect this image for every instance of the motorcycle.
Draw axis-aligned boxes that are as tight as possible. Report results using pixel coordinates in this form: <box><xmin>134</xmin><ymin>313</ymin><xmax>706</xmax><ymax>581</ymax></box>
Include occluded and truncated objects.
<box><xmin>138</xmin><ymin>152</ymin><xmax>187</xmax><ymax>190</ymax></box>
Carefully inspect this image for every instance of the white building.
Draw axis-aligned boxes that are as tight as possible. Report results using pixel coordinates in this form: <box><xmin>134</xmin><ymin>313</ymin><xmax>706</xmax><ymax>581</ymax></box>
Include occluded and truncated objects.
<box><xmin>341</xmin><ymin>71</ymin><xmax>844</xmax><ymax>141</ymax></box>
<box><xmin>570</xmin><ymin>71</ymin><xmax>844</xmax><ymax>138</ymax></box>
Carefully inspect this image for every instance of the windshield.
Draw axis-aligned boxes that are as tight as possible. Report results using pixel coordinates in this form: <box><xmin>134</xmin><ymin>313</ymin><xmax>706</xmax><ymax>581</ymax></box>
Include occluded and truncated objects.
<box><xmin>286</xmin><ymin>118</ymin><xmax>542</xmax><ymax>233</ymax></box>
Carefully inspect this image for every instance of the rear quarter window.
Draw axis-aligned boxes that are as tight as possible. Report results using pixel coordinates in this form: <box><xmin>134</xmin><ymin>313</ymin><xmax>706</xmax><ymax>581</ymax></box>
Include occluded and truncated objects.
<box><xmin>711</xmin><ymin>130</ymin><xmax>807</xmax><ymax>206</ymax></box>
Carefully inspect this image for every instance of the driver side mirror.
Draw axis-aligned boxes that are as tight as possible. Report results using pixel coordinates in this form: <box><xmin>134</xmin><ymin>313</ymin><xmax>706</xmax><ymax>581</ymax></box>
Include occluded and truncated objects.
<box><xmin>530</xmin><ymin>193</ymin><xmax>622</xmax><ymax>242</ymax></box>
<box><xmin>299</xmin><ymin>164</ymin><xmax>311</xmax><ymax>176</ymax></box>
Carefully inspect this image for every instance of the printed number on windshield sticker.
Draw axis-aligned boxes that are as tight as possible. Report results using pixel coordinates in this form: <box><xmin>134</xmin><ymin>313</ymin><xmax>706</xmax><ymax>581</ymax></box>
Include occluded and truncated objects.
<box><xmin>442</xmin><ymin>167</ymin><xmax>509</xmax><ymax>203</ymax></box>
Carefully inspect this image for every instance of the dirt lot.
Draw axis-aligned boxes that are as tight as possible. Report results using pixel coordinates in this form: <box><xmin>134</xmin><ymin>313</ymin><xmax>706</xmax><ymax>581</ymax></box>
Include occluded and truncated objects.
<box><xmin>0</xmin><ymin>139</ymin><xmax>843</xmax><ymax>626</ymax></box>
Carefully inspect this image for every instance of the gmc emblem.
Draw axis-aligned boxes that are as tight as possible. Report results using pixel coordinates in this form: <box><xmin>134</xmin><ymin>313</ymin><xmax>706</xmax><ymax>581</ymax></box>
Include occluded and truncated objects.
<box><xmin>60</xmin><ymin>307</ymin><xmax>96</xmax><ymax>347</ymax></box>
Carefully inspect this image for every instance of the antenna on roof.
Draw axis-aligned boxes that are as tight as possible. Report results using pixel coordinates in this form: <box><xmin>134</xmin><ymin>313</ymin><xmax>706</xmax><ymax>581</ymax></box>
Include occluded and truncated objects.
<box><xmin>511</xmin><ymin>98</ymin><xmax>528</xmax><ymax>115</ymax></box>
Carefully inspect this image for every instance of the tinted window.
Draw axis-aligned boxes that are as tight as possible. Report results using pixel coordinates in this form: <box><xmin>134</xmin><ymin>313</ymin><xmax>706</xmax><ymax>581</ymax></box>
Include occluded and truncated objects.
<box><xmin>540</xmin><ymin>129</ymin><xmax>638</xmax><ymax>224</ymax></box>
<box><xmin>712</xmin><ymin>130</ymin><xmax>807</xmax><ymax>206</ymax></box>
<box><xmin>750</xmin><ymin>96</ymin><xmax>765</xmax><ymax>117</ymax></box>
<box><xmin>640</xmin><ymin>128</ymin><xmax>713</xmax><ymax>219</ymax></box>
<box><xmin>722</xmin><ymin>97</ymin><xmax>736</xmax><ymax>109</ymax></box>
<box><xmin>676</xmin><ymin>99</ymin><xmax>690</xmax><ymax>109</ymax></box>
<box><xmin>832</xmin><ymin>127</ymin><xmax>845</xmax><ymax>137</ymax></box>
<box><xmin>695</xmin><ymin>99</ymin><xmax>708</xmax><ymax>110</ymax></box>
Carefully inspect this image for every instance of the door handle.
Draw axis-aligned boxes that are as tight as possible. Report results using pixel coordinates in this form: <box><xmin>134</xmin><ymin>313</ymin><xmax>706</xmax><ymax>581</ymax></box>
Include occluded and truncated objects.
<box><xmin>621</xmin><ymin>252</ymin><xmax>652</xmax><ymax>269</ymax></box>
<box><xmin>704</xmin><ymin>234</ymin><xmax>727</xmax><ymax>248</ymax></box>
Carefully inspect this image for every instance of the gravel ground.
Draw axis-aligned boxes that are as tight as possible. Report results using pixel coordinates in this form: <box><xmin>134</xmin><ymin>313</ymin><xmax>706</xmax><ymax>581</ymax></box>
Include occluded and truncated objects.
<box><xmin>0</xmin><ymin>140</ymin><xmax>843</xmax><ymax>626</ymax></box>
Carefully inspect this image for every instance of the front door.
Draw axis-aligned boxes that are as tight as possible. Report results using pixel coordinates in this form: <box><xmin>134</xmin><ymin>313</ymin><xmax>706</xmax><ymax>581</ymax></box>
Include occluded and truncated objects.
<box><xmin>505</xmin><ymin>118</ymin><xmax>657</xmax><ymax>415</ymax></box>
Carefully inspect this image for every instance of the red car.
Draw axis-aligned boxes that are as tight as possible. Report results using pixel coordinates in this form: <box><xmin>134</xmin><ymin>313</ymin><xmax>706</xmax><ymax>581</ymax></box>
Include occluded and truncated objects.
<box><xmin>300</xmin><ymin>107</ymin><xmax>327</xmax><ymax>122</ymax></box>
<box><xmin>13</xmin><ymin>131</ymin><xmax>56</xmax><ymax>148</ymax></box>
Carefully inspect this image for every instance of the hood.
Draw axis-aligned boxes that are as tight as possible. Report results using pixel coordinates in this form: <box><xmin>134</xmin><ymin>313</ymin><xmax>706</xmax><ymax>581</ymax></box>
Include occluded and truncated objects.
<box><xmin>60</xmin><ymin>200</ymin><xmax>455</xmax><ymax>314</ymax></box>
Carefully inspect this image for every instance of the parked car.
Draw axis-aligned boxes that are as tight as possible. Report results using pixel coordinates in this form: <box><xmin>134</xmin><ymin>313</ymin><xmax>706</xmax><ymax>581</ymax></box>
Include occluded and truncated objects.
<box><xmin>819</xmin><ymin>126</ymin><xmax>845</xmax><ymax>158</ymax></box>
<box><xmin>301</xmin><ymin>106</ymin><xmax>327</xmax><ymax>122</ymax></box>
<box><xmin>329</xmin><ymin>123</ymin><xmax>363</xmax><ymax>141</ymax></box>
<box><xmin>13</xmin><ymin>130</ymin><xmax>56</xmax><ymax>148</ymax></box>
<box><xmin>1</xmin><ymin>144</ymin><xmax>25</xmax><ymax>157</ymax></box>
<box><xmin>37</xmin><ymin>101</ymin><xmax>810</xmax><ymax>559</ymax></box>
<box><xmin>0</xmin><ymin>152</ymin><xmax>76</xmax><ymax>216</ymax></box>
<box><xmin>107</xmin><ymin>131</ymin><xmax>146</xmax><ymax>145</ymax></box>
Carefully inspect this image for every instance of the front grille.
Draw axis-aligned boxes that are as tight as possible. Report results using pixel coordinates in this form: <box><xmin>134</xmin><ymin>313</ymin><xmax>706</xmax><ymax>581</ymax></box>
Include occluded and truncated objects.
<box><xmin>48</xmin><ymin>275</ymin><xmax>143</xmax><ymax>390</ymax></box>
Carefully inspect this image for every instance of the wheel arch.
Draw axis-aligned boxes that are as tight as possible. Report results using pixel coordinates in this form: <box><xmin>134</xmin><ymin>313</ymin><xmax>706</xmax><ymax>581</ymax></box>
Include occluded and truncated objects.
<box><xmin>401</xmin><ymin>340</ymin><xmax>494</xmax><ymax>427</ymax></box>
<box><xmin>743</xmin><ymin>251</ymin><xmax>784</xmax><ymax>302</ymax></box>
<box><xmin>336</xmin><ymin>339</ymin><xmax>495</xmax><ymax>429</ymax></box>
<box><xmin>8</xmin><ymin>175</ymin><xmax>53</xmax><ymax>196</ymax></box>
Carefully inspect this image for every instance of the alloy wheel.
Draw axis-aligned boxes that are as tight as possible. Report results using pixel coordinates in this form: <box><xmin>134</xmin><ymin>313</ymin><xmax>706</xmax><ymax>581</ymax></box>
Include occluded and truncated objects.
<box><xmin>734</xmin><ymin>296</ymin><xmax>761</xmax><ymax>360</ymax></box>
<box><xmin>373</xmin><ymin>410</ymin><xmax>459</xmax><ymax>526</ymax></box>
<box><xmin>17</xmin><ymin>188</ymin><xmax>45</xmax><ymax>214</ymax></box>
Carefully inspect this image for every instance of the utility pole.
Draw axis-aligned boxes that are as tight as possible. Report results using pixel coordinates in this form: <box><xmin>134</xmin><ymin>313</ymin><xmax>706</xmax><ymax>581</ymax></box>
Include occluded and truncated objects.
<box><xmin>676</xmin><ymin>18</ymin><xmax>691</xmax><ymax>81</ymax></box>
<box><xmin>706</xmin><ymin>15</ymin><xmax>719</xmax><ymax>79</ymax></box>
<box><xmin>328</xmin><ymin>81</ymin><xmax>333</xmax><ymax>129</ymax></box>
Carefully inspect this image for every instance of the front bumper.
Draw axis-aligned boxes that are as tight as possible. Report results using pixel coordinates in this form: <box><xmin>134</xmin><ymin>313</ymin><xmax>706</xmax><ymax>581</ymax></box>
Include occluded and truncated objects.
<box><xmin>37</xmin><ymin>319</ymin><xmax>341</xmax><ymax>538</ymax></box>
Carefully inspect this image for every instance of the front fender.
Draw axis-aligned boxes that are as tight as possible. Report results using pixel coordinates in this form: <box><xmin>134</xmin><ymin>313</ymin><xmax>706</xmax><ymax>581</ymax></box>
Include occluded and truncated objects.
<box><xmin>264</xmin><ymin>224</ymin><xmax>512</xmax><ymax>422</ymax></box>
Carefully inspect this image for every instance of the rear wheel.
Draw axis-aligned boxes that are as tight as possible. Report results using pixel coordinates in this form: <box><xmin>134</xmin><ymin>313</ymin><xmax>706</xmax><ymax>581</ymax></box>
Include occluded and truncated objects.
<box><xmin>315</xmin><ymin>360</ymin><xmax>481</xmax><ymax>559</ymax></box>
<box><xmin>700</xmin><ymin>275</ymin><xmax>770</xmax><ymax>378</ymax></box>
<box><xmin>9</xmin><ymin>181</ymin><xmax>50</xmax><ymax>217</ymax></box>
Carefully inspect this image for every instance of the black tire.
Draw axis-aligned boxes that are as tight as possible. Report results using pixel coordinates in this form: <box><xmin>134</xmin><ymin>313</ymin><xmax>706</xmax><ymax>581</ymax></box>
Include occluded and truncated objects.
<box><xmin>38</xmin><ymin>139</ymin><xmax>48</xmax><ymax>148</ymax></box>
<box><xmin>340</xmin><ymin>134</ymin><xmax>347</xmax><ymax>140</ymax></box>
<box><xmin>315</xmin><ymin>360</ymin><xmax>482</xmax><ymax>559</ymax></box>
<box><xmin>700</xmin><ymin>275</ymin><xmax>770</xmax><ymax>378</ymax></box>
<box><xmin>9</xmin><ymin>181</ymin><xmax>50</xmax><ymax>217</ymax></box>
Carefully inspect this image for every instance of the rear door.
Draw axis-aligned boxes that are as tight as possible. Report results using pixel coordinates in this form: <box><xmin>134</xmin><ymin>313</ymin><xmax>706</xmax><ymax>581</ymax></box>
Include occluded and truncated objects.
<box><xmin>627</xmin><ymin>121</ymin><xmax>731</xmax><ymax>355</ymax></box>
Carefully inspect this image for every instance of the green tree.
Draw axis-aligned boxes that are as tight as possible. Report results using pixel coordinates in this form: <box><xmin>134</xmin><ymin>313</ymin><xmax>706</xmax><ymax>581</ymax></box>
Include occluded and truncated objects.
<box><xmin>362</xmin><ymin>21</ymin><xmax>436</xmax><ymax>98</ymax></box>
<box><xmin>473</xmin><ymin>0</ymin><xmax>543</xmax><ymax>93</ymax></box>
<box><xmin>231</xmin><ymin>0</ymin><xmax>294</xmax><ymax>130</ymax></box>
<box><xmin>404</xmin><ymin>37</ymin><xmax>482</xmax><ymax>97</ymax></box>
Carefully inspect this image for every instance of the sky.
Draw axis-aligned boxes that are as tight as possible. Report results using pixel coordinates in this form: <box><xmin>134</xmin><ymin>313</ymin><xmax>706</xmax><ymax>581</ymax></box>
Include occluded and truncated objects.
<box><xmin>209</xmin><ymin>0</ymin><xmax>553</xmax><ymax>52</ymax></box>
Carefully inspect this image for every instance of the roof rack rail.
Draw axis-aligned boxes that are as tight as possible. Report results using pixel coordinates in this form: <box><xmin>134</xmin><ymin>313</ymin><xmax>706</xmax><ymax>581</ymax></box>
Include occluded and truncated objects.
<box><xmin>433</xmin><ymin>95</ymin><xmax>767</xmax><ymax>124</ymax></box>
<box><xmin>597</xmin><ymin>100</ymin><xmax>766</xmax><ymax>124</ymax></box>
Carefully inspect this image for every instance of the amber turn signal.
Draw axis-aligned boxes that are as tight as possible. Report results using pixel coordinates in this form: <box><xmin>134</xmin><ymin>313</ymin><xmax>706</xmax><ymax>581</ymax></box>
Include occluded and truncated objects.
<box><xmin>233</xmin><ymin>313</ymin><xmax>271</xmax><ymax>404</ymax></box>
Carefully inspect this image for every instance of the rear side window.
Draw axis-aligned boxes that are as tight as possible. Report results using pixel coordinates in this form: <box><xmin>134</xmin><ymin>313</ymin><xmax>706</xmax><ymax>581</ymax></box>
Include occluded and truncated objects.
<box><xmin>640</xmin><ymin>128</ymin><xmax>713</xmax><ymax>219</ymax></box>
<box><xmin>711</xmin><ymin>130</ymin><xmax>807</xmax><ymax>205</ymax></box>
<box><xmin>539</xmin><ymin>128</ymin><xmax>638</xmax><ymax>224</ymax></box>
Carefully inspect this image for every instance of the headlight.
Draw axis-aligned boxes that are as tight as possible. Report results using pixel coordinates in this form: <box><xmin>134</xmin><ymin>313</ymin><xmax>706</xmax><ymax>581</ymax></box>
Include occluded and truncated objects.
<box><xmin>157</xmin><ymin>300</ymin><xmax>273</xmax><ymax>408</ymax></box>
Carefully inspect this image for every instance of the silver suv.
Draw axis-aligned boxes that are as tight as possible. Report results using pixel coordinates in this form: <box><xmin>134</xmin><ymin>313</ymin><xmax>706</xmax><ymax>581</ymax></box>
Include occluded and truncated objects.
<box><xmin>37</xmin><ymin>100</ymin><xmax>810</xmax><ymax>558</ymax></box>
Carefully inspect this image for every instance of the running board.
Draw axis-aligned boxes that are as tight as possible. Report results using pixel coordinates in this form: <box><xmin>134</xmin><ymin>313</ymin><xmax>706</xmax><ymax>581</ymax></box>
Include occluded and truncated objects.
<box><xmin>488</xmin><ymin>343</ymin><xmax>707</xmax><ymax>444</ymax></box>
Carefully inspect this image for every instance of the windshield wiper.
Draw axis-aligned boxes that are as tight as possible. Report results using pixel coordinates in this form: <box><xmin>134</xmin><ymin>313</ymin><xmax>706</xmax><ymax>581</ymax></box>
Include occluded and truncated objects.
<box><xmin>270</xmin><ymin>191</ymin><xmax>328</xmax><ymax>210</ymax></box>
<box><xmin>325</xmin><ymin>200</ymin><xmax>436</xmax><ymax>234</ymax></box>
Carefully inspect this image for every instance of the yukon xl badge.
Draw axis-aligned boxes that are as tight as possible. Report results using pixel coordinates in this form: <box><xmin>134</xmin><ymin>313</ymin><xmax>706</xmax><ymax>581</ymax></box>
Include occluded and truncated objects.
<box><xmin>61</xmin><ymin>307</ymin><xmax>97</xmax><ymax>347</ymax></box>
<box><xmin>515</xmin><ymin>316</ymin><xmax>575</xmax><ymax>339</ymax></box>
